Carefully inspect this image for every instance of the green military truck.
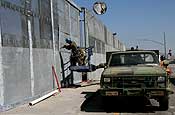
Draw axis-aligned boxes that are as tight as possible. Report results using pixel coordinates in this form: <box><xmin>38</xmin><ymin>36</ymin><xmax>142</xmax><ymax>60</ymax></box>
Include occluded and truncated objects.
<box><xmin>99</xmin><ymin>50</ymin><xmax>173</xmax><ymax>110</ymax></box>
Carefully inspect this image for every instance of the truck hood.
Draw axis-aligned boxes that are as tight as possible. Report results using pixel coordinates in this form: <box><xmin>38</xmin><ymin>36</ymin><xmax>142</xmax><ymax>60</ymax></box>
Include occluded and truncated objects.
<box><xmin>102</xmin><ymin>64</ymin><xmax>166</xmax><ymax>77</ymax></box>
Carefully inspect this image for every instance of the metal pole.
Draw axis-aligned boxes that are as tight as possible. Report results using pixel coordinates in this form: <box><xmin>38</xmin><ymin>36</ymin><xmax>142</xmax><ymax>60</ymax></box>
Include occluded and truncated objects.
<box><xmin>50</xmin><ymin>0</ymin><xmax>56</xmax><ymax>89</ymax></box>
<box><xmin>25</xmin><ymin>0</ymin><xmax>35</xmax><ymax>97</ymax></box>
<box><xmin>0</xmin><ymin>14</ymin><xmax>4</xmax><ymax>106</ymax></box>
<box><xmin>82</xmin><ymin>7</ymin><xmax>86</xmax><ymax>48</ymax></box>
<box><xmin>81</xmin><ymin>7</ymin><xmax>88</xmax><ymax>81</ymax></box>
<box><xmin>28</xmin><ymin>19</ymin><xmax>34</xmax><ymax>97</ymax></box>
<box><xmin>50</xmin><ymin>0</ymin><xmax>55</xmax><ymax>63</ymax></box>
<box><xmin>164</xmin><ymin>32</ymin><xmax>167</xmax><ymax>59</ymax></box>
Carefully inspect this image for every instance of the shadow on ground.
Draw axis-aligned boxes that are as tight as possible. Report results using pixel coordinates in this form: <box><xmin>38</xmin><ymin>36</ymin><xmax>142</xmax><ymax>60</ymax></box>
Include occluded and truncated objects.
<box><xmin>80</xmin><ymin>90</ymin><xmax>160</xmax><ymax>113</ymax></box>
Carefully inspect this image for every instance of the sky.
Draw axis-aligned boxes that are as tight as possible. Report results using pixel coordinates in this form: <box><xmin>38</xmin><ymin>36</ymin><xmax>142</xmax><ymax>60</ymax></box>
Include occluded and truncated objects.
<box><xmin>74</xmin><ymin>0</ymin><xmax>175</xmax><ymax>55</ymax></box>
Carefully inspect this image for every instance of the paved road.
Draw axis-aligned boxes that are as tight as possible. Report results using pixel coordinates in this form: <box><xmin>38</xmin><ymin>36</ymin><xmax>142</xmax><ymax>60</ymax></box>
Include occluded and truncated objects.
<box><xmin>1</xmin><ymin>84</ymin><xmax>175</xmax><ymax>115</ymax></box>
<box><xmin>81</xmin><ymin>85</ymin><xmax>175</xmax><ymax>115</ymax></box>
<box><xmin>120</xmin><ymin>84</ymin><xmax>175</xmax><ymax>115</ymax></box>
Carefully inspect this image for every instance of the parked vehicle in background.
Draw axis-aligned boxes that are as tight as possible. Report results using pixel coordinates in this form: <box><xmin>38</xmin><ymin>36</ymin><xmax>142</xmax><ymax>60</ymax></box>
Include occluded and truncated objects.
<box><xmin>168</xmin><ymin>59</ymin><xmax>175</xmax><ymax>77</ymax></box>
<box><xmin>167</xmin><ymin>59</ymin><xmax>175</xmax><ymax>86</ymax></box>
<box><xmin>99</xmin><ymin>50</ymin><xmax>174</xmax><ymax>111</ymax></box>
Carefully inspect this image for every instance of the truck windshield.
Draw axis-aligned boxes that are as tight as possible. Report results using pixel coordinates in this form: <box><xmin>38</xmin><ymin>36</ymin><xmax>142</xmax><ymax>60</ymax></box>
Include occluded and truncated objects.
<box><xmin>109</xmin><ymin>52</ymin><xmax>158</xmax><ymax>66</ymax></box>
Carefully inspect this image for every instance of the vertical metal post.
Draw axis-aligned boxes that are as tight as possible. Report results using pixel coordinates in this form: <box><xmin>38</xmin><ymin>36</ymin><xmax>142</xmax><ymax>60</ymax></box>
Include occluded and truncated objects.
<box><xmin>0</xmin><ymin>15</ymin><xmax>4</xmax><ymax>106</ymax></box>
<box><xmin>81</xmin><ymin>7</ymin><xmax>87</xmax><ymax>82</ymax></box>
<box><xmin>164</xmin><ymin>32</ymin><xmax>167</xmax><ymax>59</ymax></box>
<box><xmin>50</xmin><ymin>0</ymin><xmax>55</xmax><ymax>63</ymax></box>
<box><xmin>50</xmin><ymin>0</ymin><xmax>56</xmax><ymax>89</ymax></box>
<box><xmin>69</xmin><ymin>4</ymin><xmax>74</xmax><ymax>85</ymax></box>
<box><xmin>82</xmin><ymin>7</ymin><xmax>86</xmax><ymax>48</ymax></box>
<box><xmin>69</xmin><ymin>4</ymin><xmax>72</xmax><ymax>39</ymax></box>
<box><xmin>28</xmin><ymin>19</ymin><xmax>34</xmax><ymax>96</ymax></box>
<box><xmin>79</xmin><ymin>13</ymin><xmax>83</xmax><ymax>47</ymax></box>
<box><xmin>25</xmin><ymin>0</ymin><xmax>34</xmax><ymax>97</ymax></box>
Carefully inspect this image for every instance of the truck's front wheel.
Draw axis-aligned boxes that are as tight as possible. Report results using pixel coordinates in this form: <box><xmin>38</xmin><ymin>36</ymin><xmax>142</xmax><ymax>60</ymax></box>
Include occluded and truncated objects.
<box><xmin>158</xmin><ymin>96</ymin><xmax>169</xmax><ymax>111</ymax></box>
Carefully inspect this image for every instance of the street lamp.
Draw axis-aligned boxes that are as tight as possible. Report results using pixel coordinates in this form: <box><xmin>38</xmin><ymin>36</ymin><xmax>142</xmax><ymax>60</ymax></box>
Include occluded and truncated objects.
<box><xmin>137</xmin><ymin>32</ymin><xmax>167</xmax><ymax>58</ymax></box>
<box><xmin>113</xmin><ymin>32</ymin><xmax>117</xmax><ymax>36</ymax></box>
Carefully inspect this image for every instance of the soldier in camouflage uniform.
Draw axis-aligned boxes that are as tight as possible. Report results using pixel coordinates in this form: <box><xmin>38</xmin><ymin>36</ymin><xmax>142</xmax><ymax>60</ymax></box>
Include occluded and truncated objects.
<box><xmin>61</xmin><ymin>38</ymin><xmax>86</xmax><ymax>66</ymax></box>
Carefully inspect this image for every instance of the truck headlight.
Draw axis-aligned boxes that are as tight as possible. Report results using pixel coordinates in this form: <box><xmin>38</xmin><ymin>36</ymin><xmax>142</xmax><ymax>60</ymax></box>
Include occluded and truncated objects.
<box><xmin>104</xmin><ymin>78</ymin><xmax>111</xmax><ymax>82</ymax></box>
<box><xmin>157</xmin><ymin>76</ymin><xmax>165</xmax><ymax>82</ymax></box>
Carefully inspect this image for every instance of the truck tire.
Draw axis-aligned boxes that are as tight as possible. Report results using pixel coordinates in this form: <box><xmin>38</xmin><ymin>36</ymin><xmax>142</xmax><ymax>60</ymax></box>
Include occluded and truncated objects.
<box><xmin>158</xmin><ymin>96</ymin><xmax>169</xmax><ymax>111</ymax></box>
<box><xmin>102</xmin><ymin>96</ymin><xmax>109</xmax><ymax>111</ymax></box>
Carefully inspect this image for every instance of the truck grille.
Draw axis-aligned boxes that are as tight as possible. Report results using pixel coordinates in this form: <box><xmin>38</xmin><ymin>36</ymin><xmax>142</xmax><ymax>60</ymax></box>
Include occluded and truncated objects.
<box><xmin>106</xmin><ymin>76</ymin><xmax>158</xmax><ymax>88</ymax></box>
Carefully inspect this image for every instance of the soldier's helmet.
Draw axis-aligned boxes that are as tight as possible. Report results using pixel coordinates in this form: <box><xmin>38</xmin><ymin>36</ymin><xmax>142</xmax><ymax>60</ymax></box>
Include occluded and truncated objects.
<box><xmin>131</xmin><ymin>47</ymin><xmax>134</xmax><ymax>50</ymax></box>
<box><xmin>65</xmin><ymin>38</ymin><xmax>72</xmax><ymax>44</ymax></box>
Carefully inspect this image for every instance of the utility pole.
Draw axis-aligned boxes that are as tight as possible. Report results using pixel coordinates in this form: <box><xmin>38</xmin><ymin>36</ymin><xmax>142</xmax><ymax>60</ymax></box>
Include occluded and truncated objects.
<box><xmin>164</xmin><ymin>32</ymin><xmax>167</xmax><ymax>59</ymax></box>
<box><xmin>80</xmin><ymin>7</ymin><xmax>88</xmax><ymax>82</ymax></box>
<box><xmin>81</xmin><ymin>7</ymin><xmax>86</xmax><ymax>48</ymax></box>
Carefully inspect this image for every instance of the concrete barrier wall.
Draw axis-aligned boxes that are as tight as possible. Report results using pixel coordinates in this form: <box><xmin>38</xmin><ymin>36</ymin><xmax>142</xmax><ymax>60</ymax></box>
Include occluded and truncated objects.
<box><xmin>33</xmin><ymin>49</ymin><xmax>54</xmax><ymax>96</ymax></box>
<box><xmin>0</xmin><ymin>0</ymin><xmax>81</xmax><ymax>111</ymax></box>
<box><xmin>2</xmin><ymin>47</ymin><xmax>31</xmax><ymax>105</ymax></box>
<box><xmin>0</xmin><ymin>0</ymin><xmax>125</xmax><ymax>111</ymax></box>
